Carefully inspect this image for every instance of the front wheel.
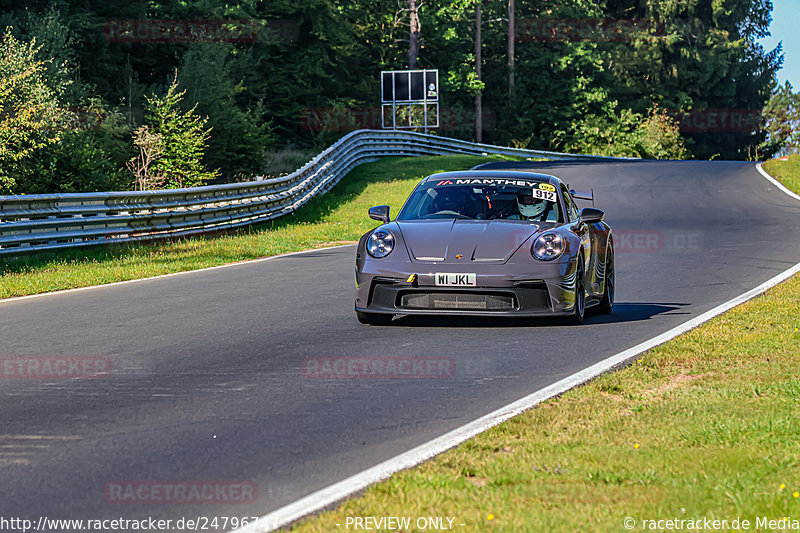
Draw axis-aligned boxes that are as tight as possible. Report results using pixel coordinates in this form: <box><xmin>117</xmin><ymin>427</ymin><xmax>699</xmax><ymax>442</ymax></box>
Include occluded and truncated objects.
<box><xmin>596</xmin><ymin>245</ymin><xmax>615</xmax><ymax>315</ymax></box>
<box><xmin>356</xmin><ymin>311</ymin><xmax>393</xmax><ymax>325</ymax></box>
<box><xmin>568</xmin><ymin>260</ymin><xmax>586</xmax><ymax>325</ymax></box>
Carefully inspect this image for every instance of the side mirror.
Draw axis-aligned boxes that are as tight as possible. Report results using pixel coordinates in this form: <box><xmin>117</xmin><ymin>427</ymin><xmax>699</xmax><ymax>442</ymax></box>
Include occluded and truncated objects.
<box><xmin>368</xmin><ymin>205</ymin><xmax>390</xmax><ymax>223</ymax></box>
<box><xmin>579</xmin><ymin>207</ymin><xmax>604</xmax><ymax>224</ymax></box>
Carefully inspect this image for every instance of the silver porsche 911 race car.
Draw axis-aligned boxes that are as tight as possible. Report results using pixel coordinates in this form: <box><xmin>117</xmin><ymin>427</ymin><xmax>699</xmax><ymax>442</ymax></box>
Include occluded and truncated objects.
<box><xmin>354</xmin><ymin>170</ymin><xmax>614</xmax><ymax>325</ymax></box>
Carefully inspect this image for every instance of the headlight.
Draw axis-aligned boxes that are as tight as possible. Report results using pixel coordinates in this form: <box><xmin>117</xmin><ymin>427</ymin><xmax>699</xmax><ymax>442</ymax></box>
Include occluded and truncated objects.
<box><xmin>532</xmin><ymin>233</ymin><xmax>564</xmax><ymax>261</ymax></box>
<box><xmin>367</xmin><ymin>229</ymin><xmax>395</xmax><ymax>258</ymax></box>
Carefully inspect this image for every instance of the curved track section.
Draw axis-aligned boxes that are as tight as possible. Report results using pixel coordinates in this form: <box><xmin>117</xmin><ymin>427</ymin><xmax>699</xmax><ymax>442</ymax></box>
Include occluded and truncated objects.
<box><xmin>1</xmin><ymin>161</ymin><xmax>799</xmax><ymax>527</ymax></box>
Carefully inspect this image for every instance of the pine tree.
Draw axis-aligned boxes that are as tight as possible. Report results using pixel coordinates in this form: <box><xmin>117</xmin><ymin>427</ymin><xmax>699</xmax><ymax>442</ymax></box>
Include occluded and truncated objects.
<box><xmin>144</xmin><ymin>72</ymin><xmax>218</xmax><ymax>189</ymax></box>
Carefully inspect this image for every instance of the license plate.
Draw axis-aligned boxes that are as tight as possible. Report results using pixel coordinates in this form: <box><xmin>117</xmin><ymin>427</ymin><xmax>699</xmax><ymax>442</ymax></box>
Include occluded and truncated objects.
<box><xmin>434</xmin><ymin>273</ymin><xmax>477</xmax><ymax>287</ymax></box>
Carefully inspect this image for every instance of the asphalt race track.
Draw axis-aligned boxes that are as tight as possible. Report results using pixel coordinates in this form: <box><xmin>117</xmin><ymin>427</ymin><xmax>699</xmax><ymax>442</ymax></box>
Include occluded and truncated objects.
<box><xmin>2</xmin><ymin>160</ymin><xmax>800</xmax><ymax>528</ymax></box>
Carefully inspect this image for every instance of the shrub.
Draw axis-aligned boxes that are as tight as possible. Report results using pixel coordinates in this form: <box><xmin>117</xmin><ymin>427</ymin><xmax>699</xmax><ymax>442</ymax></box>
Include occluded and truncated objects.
<box><xmin>566</xmin><ymin>105</ymin><xmax>688</xmax><ymax>159</ymax></box>
<box><xmin>635</xmin><ymin>106</ymin><xmax>688</xmax><ymax>160</ymax></box>
<box><xmin>0</xmin><ymin>28</ymin><xmax>74</xmax><ymax>193</ymax></box>
<box><xmin>142</xmin><ymin>73</ymin><xmax>219</xmax><ymax>189</ymax></box>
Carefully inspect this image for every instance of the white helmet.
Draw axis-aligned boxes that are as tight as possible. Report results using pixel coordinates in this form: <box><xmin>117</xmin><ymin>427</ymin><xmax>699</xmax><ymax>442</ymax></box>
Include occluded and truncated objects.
<box><xmin>517</xmin><ymin>190</ymin><xmax>547</xmax><ymax>219</ymax></box>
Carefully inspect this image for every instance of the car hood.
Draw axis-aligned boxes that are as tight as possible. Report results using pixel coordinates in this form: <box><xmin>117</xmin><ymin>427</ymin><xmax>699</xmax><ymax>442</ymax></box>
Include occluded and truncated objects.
<box><xmin>396</xmin><ymin>219</ymin><xmax>549</xmax><ymax>263</ymax></box>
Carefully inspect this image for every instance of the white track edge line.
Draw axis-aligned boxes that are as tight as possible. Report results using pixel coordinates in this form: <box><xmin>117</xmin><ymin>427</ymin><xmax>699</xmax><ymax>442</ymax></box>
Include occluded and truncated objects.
<box><xmin>235</xmin><ymin>260</ymin><xmax>800</xmax><ymax>533</ymax></box>
<box><xmin>0</xmin><ymin>243</ymin><xmax>357</xmax><ymax>305</ymax></box>
<box><xmin>756</xmin><ymin>161</ymin><xmax>800</xmax><ymax>201</ymax></box>
<box><xmin>233</xmin><ymin>162</ymin><xmax>800</xmax><ymax>533</ymax></box>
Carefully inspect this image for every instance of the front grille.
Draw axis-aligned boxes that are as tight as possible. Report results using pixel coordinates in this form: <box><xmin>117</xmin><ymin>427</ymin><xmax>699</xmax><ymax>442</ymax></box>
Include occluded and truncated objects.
<box><xmin>399</xmin><ymin>291</ymin><xmax>517</xmax><ymax>311</ymax></box>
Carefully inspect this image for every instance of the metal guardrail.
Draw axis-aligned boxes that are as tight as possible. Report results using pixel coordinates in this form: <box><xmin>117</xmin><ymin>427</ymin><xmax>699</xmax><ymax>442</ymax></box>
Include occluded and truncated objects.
<box><xmin>0</xmin><ymin>129</ymin><xmax>626</xmax><ymax>256</ymax></box>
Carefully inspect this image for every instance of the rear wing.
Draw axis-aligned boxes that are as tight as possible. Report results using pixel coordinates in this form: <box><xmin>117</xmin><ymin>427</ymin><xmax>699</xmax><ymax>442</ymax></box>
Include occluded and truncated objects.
<box><xmin>570</xmin><ymin>188</ymin><xmax>595</xmax><ymax>206</ymax></box>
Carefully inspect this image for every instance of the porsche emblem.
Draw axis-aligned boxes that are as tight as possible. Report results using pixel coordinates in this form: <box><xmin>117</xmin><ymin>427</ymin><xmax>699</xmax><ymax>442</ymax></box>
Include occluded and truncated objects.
<box><xmin>455</xmin><ymin>254</ymin><xmax>463</xmax><ymax>259</ymax></box>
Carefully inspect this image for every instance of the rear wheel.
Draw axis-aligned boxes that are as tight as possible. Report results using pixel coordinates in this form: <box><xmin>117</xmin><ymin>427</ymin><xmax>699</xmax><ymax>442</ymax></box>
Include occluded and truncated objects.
<box><xmin>596</xmin><ymin>245</ymin><xmax>615</xmax><ymax>315</ymax></box>
<box><xmin>568</xmin><ymin>260</ymin><xmax>586</xmax><ymax>325</ymax></box>
<box><xmin>356</xmin><ymin>311</ymin><xmax>393</xmax><ymax>325</ymax></box>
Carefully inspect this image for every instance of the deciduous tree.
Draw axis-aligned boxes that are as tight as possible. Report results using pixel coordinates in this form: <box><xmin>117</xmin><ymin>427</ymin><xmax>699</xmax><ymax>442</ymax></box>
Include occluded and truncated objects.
<box><xmin>0</xmin><ymin>29</ymin><xmax>74</xmax><ymax>193</ymax></box>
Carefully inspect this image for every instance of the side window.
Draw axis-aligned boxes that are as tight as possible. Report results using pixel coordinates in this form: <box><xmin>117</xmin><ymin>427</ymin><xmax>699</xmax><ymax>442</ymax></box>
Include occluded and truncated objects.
<box><xmin>561</xmin><ymin>186</ymin><xmax>579</xmax><ymax>221</ymax></box>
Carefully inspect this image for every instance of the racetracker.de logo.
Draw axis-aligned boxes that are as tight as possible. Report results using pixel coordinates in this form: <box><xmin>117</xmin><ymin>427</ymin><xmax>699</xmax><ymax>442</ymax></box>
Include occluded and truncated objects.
<box><xmin>515</xmin><ymin>18</ymin><xmax>665</xmax><ymax>42</ymax></box>
<box><xmin>1</xmin><ymin>356</ymin><xmax>111</xmax><ymax>379</ymax></box>
<box><xmin>301</xmin><ymin>356</ymin><xmax>455</xmax><ymax>379</ymax></box>
<box><xmin>615</xmin><ymin>230</ymin><xmax>664</xmax><ymax>253</ymax></box>
<box><xmin>666</xmin><ymin>108</ymin><xmax>762</xmax><ymax>133</ymax></box>
<box><xmin>615</xmin><ymin>229</ymin><xmax>703</xmax><ymax>254</ymax></box>
<box><xmin>103</xmin><ymin>19</ymin><xmax>298</xmax><ymax>44</ymax></box>
<box><xmin>104</xmin><ymin>481</ymin><xmax>258</xmax><ymax>504</ymax></box>
<box><xmin>299</xmin><ymin>107</ymin><xmax>497</xmax><ymax>132</ymax></box>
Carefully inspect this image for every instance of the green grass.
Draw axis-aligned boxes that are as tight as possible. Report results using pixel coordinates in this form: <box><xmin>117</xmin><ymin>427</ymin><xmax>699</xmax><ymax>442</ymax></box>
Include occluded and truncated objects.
<box><xmin>0</xmin><ymin>155</ymin><xmax>517</xmax><ymax>299</ymax></box>
<box><xmin>291</xmin><ymin>274</ymin><xmax>800</xmax><ymax>532</ymax></box>
<box><xmin>763</xmin><ymin>154</ymin><xmax>800</xmax><ymax>194</ymax></box>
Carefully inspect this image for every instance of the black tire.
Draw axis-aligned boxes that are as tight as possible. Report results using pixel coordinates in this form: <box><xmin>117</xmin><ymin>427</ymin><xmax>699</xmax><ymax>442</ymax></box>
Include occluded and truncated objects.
<box><xmin>596</xmin><ymin>245</ymin><xmax>615</xmax><ymax>315</ymax></box>
<box><xmin>568</xmin><ymin>260</ymin><xmax>586</xmax><ymax>325</ymax></box>
<box><xmin>355</xmin><ymin>311</ymin><xmax>393</xmax><ymax>325</ymax></box>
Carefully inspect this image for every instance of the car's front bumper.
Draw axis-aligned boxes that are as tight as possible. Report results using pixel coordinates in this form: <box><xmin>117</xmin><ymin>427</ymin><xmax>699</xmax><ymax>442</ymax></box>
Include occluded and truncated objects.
<box><xmin>355</xmin><ymin>259</ymin><xmax>578</xmax><ymax>317</ymax></box>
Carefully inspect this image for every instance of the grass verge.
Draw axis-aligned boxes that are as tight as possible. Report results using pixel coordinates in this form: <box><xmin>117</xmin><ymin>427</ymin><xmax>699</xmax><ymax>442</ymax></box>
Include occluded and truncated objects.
<box><xmin>0</xmin><ymin>155</ymin><xmax>510</xmax><ymax>299</ymax></box>
<box><xmin>762</xmin><ymin>154</ymin><xmax>800</xmax><ymax>193</ymax></box>
<box><xmin>290</xmin><ymin>272</ymin><xmax>800</xmax><ymax>532</ymax></box>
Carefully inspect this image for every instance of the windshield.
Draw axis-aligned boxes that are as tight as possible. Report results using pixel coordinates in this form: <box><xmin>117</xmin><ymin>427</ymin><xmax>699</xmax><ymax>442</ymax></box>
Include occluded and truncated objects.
<box><xmin>397</xmin><ymin>178</ymin><xmax>563</xmax><ymax>223</ymax></box>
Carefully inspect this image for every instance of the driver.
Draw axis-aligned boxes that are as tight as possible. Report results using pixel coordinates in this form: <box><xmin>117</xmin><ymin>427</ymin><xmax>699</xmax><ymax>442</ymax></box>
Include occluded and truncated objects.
<box><xmin>515</xmin><ymin>190</ymin><xmax>549</xmax><ymax>221</ymax></box>
<box><xmin>433</xmin><ymin>187</ymin><xmax>469</xmax><ymax>215</ymax></box>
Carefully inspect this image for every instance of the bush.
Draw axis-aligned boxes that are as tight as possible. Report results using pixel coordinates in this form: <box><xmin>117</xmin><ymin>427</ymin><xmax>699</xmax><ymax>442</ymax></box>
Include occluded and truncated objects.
<box><xmin>0</xmin><ymin>28</ymin><xmax>74</xmax><ymax>193</ymax></box>
<box><xmin>635</xmin><ymin>106</ymin><xmax>688</xmax><ymax>160</ymax></box>
<box><xmin>15</xmin><ymin>105</ymin><xmax>133</xmax><ymax>194</ymax></box>
<box><xmin>567</xmin><ymin>105</ymin><xmax>688</xmax><ymax>159</ymax></box>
